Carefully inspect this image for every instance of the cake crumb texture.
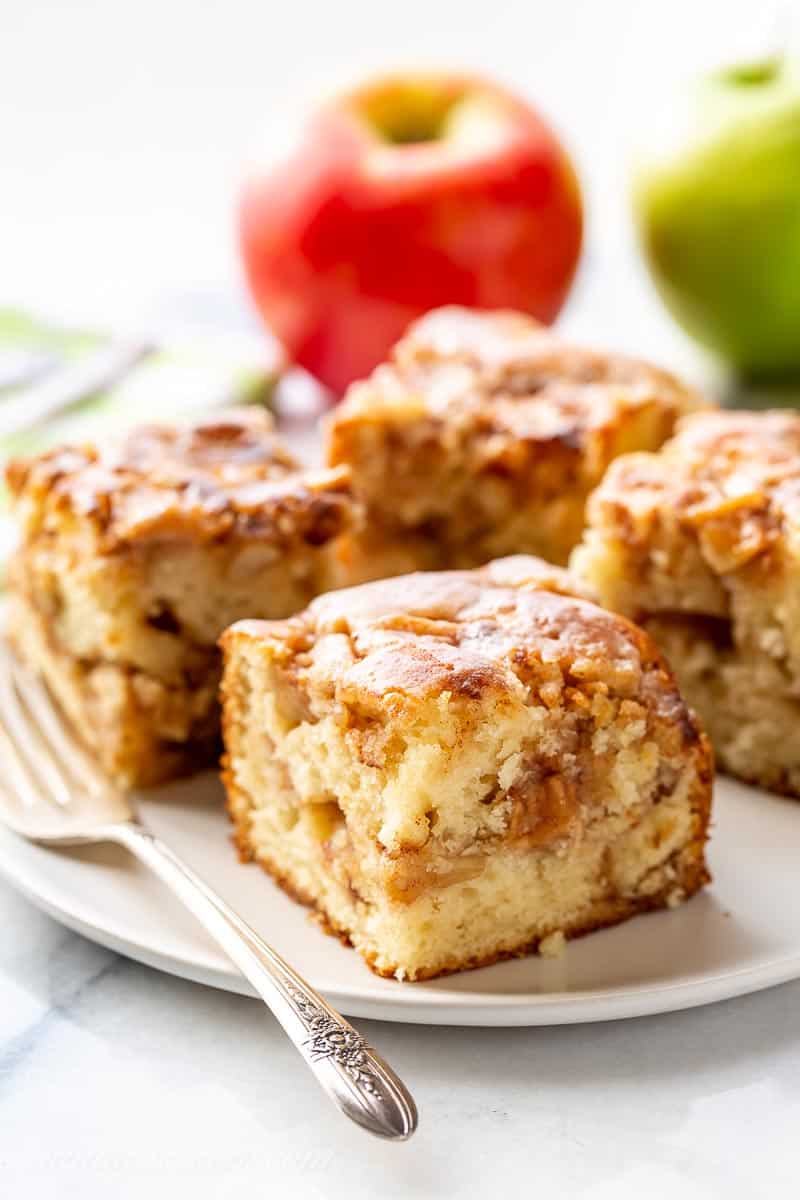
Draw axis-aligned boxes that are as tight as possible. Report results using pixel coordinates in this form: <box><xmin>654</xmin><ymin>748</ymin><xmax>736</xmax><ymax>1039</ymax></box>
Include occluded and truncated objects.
<box><xmin>573</xmin><ymin>408</ymin><xmax>800</xmax><ymax>796</ymax></box>
<box><xmin>222</xmin><ymin>555</ymin><xmax>712</xmax><ymax>981</ymax></box>
<box><xmin>5</xmin><ymin>408</ymin><xmax>358</xmax><ymax>786</ymax></box>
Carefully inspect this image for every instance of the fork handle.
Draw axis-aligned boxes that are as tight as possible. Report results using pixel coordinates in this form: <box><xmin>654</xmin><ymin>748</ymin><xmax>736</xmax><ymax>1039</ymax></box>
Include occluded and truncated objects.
<box><xmin>104</xmin><ymin>818</ymin><xmax>417</xmax><ymax>1141</ymax></box>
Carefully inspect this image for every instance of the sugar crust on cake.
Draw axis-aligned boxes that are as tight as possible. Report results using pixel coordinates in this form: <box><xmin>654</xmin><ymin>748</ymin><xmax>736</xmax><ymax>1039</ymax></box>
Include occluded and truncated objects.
<box><xmin>573</xmin><ymin>409</ymin><xmax>800</xmax><ymax>795</ymax></box>
<box><xmin>327</xmin><ymin>306</ymin><xmax>703</xmax><ymax>572</ymax></box>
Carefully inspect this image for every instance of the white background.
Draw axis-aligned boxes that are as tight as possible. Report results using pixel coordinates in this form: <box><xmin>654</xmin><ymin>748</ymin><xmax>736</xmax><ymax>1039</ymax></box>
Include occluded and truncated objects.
<box><xmin>2</xmin><ymin>3</ymin><xmax>800</xmax><ymax>1197</ymax></box>
<box><xmin>1</xmin><ymin>0</ymin><xmax>790</xmax><ymax>362</ymax></box>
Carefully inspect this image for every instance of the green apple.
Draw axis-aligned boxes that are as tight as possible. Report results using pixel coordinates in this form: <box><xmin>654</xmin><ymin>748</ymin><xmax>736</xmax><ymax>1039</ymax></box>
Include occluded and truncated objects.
<box><xmin>633</xmin><ymin>56</ymin><xmax>800</xmax><ymax>379</ymax></box>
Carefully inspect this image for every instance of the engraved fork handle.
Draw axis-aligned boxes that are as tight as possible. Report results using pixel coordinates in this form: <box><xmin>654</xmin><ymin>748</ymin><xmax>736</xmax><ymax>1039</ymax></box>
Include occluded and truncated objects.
<box><xmin>104</xmin><ymin>818</ymin><xmax>417</xmax><ymax>1141</ymax></box>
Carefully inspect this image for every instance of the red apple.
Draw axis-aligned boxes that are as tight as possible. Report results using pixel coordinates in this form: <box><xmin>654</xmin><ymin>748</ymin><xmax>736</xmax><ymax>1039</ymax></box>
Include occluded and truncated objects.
<box><xmin>238</xmin><ymin>73</ymin><xmax>583</xmax><ymax>396</ymax></box>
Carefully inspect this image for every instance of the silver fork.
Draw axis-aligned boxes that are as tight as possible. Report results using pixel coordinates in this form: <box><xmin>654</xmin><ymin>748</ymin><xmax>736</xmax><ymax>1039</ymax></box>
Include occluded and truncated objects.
<box><xmin>0</xmin><ymin>645</ymin><xmax>417</xmax><ymax>1141</ymax></box>
<box><xmin>0</xmin><ymin>338</ymin><xmax>154</xmax><ymax>438</ymax></box>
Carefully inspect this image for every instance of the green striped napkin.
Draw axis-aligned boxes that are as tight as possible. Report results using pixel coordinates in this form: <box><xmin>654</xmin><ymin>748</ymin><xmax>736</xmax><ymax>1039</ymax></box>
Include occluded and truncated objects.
<box><xmin>0</xmin><ymin>308</ymin><xmax>283</xmax><ymax>457</ymax></box>
<box><xmin>0</xmin><ymin>307</ymin><xmax>285</xmax><ymax>568</ymax></box>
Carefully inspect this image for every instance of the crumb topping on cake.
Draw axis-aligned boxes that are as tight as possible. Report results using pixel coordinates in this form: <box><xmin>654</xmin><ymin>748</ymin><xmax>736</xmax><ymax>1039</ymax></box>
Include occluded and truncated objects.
<box><xmin>591</xmin><ymin>410</ymin><xmax>800</xmax><ymax>574</ymax></box>
<box><xmin>325</xmin><ymin>307</ymin><xmax>703</xmax><ymax>572</ymax></box>
<box><xmin>574</xmin><ymin>409</ymin><xmax>800</xmax><ymax>798</ymax></box>
<box><xmin>226</xmin><ymin>555</ymin><xmax>698</xmax><ymax>740</ymax></box>
<box><xmin>7</xmin><ymin>408</ymin><xmax>355</xmax><ymax>550</ymax></box>
<box><xmin>333</xmin><ymin>306</ymin><xmax>701</xmax><ymax>448</ymax></box>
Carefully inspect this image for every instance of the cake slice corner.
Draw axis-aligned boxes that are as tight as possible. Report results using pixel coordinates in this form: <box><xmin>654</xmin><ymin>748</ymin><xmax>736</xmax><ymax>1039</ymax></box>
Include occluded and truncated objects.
<box><xmin>220</xmin><ymin>554</ymin><xmax>712</xmax><ymax>981</ymax></box>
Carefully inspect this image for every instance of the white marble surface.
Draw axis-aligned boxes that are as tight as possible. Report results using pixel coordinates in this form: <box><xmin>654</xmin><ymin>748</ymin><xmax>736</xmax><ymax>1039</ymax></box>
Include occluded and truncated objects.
<box><xmin>2</xmin><ymin>875</ymin><xmax>800</xmax><ymax>1198</ymax></box>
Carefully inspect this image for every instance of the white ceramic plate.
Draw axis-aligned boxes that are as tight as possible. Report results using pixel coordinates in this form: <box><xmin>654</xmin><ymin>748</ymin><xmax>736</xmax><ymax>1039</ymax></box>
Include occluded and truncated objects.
<box><xmin>1</xmin><ymin>770</ymin><xmax>799</xmax><ymax>1026</ymax></box>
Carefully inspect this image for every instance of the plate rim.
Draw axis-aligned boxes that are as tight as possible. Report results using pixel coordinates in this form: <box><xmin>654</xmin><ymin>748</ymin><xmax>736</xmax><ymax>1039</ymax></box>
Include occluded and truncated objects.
<box><xmin>3</xmin><ymin>826</ymin><xmax>800</xmax><ymax>1027</ymax></box>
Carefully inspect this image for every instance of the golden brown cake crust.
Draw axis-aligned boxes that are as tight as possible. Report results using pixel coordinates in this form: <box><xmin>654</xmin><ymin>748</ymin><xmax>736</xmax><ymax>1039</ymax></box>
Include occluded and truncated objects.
<box><xmin>326</xmin><ymin>306</ymin><xmax>703</xmax><ymax>571</ymax></box>
<box><xmin>326</xmin><ymin>307</ymin><xmax>700</xmax><ymax>460</ymax></box>
<box><xmin>6</xmin><ymin>408</ymin><xmax>354</xmax><ymax>551</ymax></box>
<box><xmin>334</xmin><ymin>306</ymin><xmax>700</xmax><ymax>436</ymax></box>
<box><xmin>590</xmin><ymin>409</ymin><xmax>800</xmax><ymax>575</ymax></box>
<box><xmin>391</xmin><ymin>305</ymin><xmax>699</xmax><ymax>403</ymax></box>
<box><xmin>223</xmin><ymin>555</ymin><xmax>702</xmax><ymax>740</ymax></box>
